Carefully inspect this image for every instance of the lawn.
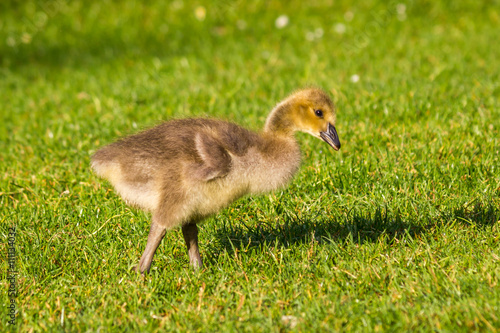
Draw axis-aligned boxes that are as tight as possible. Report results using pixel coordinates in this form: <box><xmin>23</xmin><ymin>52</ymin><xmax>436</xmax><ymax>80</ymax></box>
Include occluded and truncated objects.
<box><xmin>1</xmin><ymin>0</ymin><xmax>499</xmax><ymax>331</ymax></box>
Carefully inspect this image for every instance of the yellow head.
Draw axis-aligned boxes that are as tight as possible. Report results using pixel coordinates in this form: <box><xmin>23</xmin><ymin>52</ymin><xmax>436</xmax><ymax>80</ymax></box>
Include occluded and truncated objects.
<box><xmin>265</xmin><ymin>88</ymin><xmax>341</xmax><ymax>151</ymax></box>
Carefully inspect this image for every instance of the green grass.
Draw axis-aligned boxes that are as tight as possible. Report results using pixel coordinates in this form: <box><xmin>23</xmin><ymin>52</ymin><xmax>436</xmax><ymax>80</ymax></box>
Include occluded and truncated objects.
<box><xmin>1</xmin><ymin>0</ymin><xmax>500</xmax><ymax>331</ymax></box>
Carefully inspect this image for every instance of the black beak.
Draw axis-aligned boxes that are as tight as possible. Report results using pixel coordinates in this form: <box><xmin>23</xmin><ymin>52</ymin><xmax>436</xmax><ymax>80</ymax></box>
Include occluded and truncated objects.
<box><xmin>319</xmin><ymin>123</ymin><xmax>341</xmax><ymax>151</ymax></box>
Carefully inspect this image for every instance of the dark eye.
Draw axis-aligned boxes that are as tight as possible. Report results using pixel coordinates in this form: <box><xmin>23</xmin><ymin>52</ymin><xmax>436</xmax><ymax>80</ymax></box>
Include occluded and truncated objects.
<box><xmin>314</xmin><ymin>109</ymin><xmax>323</xmax><ymax>117</ymax></box>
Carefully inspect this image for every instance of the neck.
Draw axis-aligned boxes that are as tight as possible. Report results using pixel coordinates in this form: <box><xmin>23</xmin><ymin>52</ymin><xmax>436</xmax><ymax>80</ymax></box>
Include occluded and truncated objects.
<box><xmin>263</xmin><ymin>101</ymin><xmax>296</xmax><ymax>136</ymax></box>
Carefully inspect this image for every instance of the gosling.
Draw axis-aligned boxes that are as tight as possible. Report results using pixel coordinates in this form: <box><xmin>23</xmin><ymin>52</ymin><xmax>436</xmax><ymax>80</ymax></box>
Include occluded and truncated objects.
<box><xmin>91</xmin><ymin>88</ymin><xmax>341</xmax><ymax>273</ymax></box>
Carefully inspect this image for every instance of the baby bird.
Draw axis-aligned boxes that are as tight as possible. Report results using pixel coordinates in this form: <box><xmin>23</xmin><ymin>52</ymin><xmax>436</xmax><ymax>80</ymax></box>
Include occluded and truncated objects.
<box><xmin>91</xmin><ymin>88</ymin><xmax>341</xmax><ymax>273</ymax></box>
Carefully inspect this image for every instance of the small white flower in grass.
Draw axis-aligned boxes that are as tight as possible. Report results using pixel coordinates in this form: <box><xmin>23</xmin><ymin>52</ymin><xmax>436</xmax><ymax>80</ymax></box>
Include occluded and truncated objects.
<box><xmin>334</xmin><ymin>23</ymin><xmax>346</xmax><ymax>34</ymax></box>
<box><xmin>281</xmin><ymin>315</ymin><xmax>298</xmax><ymax>328</ymax></box>
<box><xmin>350</xmin><ymin>74</ymin><xmax>360</xmax><ymax>83</ymax></box>
<box><xmin>171</xmin><ymin>0</ymin><xmax>183</xmax><ymax>10</ymax></box>
<box><xmin>315</xmin><ymin>28</ymin><xmax>324</xmax><ymax>38</ymax></box>
<box><xmin>195</xmin><ymin>6</ymin><xmax>206</xmax><ymax>21</ymax></box>
<box><xmin>47</xmin><ymin>129</ymin><xmax>54</xmax><ymax>139</ymax></box>
<box><xmin>397</xmin><ymin>4</ymin><xmax>406</xmax><ymax>14</ymax></box>
<box><xmin>180</xmin><ymin>57</ymin><xmax>189</xmax><ymax>68</ymax></box>
<box><xmin>344</xmin><ymin>11</ymin><xmax>354</xmax><ymax>22</ymax></box>
<box><xmin>275</xmin><ymin>15</ymin><xmax>289</xmax><ymax>29</ymax></box>
<box><xmin>7</xmin><ymin>36</ymin><xmax>16</xmax><ymax>47</ymax></box>
<box><xmin>21</xmin><ymin>33</ymin><xmax>32</xmax><ymax>44</ymax></box>
<box><xmin>152</xmin><ymin>57</ymin><xmax>162</xmax><ymax>69</ymax></box>
<box><xmin>77</xmin><ymin>91</ymin><xmax>90</xmax><ymax>100</ymax></box>
<box><xmin>397</xmin><ymin>4</ymin><xmax>407</xmax><ymax>21</ymax></box>
<box><xmin>93</xmin><ymin>96</ymin><xmax>101</xmax><ymax>112</ymax></box>
<box><xmin>132</xmin><ymin>122</ymin><xmax>137</xmax><ymax>129</ymax></box>
<box><xmin>306</xmin><ymin>28</ymin><xmax>324</xmax><ymax>41</ymax></box>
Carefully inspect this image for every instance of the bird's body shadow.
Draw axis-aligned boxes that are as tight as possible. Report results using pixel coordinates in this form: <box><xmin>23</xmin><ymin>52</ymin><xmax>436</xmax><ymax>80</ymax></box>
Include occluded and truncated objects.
<box><xmin>204</xmin><ymin>202</ymin><xmax>499</xmax><ymax>263</ymax></box>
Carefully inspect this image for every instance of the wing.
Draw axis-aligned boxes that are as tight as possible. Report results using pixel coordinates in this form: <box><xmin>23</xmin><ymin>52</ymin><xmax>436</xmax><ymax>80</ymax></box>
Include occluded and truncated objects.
<box><xmin>192</xmin><ymin>132</ymin><xmax>232</xmax><ymax>181</ymax></box>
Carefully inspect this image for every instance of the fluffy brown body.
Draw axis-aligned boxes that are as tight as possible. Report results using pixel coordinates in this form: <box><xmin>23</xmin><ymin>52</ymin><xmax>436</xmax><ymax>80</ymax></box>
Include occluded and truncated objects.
<box><xmin>91</xmin><ymin>88</ymin><xmax>341</xmax><ymax>273</ymax></box>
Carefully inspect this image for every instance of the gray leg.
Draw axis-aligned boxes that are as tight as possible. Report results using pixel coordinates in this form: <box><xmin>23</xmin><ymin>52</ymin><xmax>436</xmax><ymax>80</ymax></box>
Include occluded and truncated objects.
<box><xmin>135</xmin><ymin>222</ymin><xmax>166</xmax><ymax>274</ymax></box>
<box><xmin>182</xmin><ymin>223</ymin><xmax>203</xmax><ymax>269</ymax></box>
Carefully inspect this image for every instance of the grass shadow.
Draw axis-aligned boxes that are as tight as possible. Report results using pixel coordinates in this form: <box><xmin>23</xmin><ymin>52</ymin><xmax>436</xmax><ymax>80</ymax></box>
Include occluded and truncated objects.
<box><xmin>446</xmin><ymin>201</ymin><xmax>499</xmax><ymax>228</ymax></box>
<box><xmin>206</xmin><ymin>202</ymin><xmax>499</xmax><ymax>261</ymax></box>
